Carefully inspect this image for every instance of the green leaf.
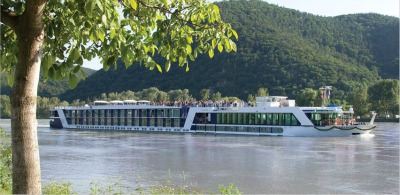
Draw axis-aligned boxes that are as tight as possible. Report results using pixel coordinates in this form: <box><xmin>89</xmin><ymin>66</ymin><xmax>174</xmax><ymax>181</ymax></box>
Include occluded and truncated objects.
<box><xmin>110</xmin><ymin>27</ymin><xmax>116</xmax><ymax>39</ymax></box>
<box><xmin>68</xmin><ymin>73</ymin><xmax>79</xmax><ymax>89</ymax></box>
<box><xmin>107</xmin><ymin>56</ymin><xmax>116</xmax><ymax>67</ymax></box>
<box><xmin>231</xmin><ymin>29</ymin><xmax>239</xmax><ymax>40</ymax></box>
<box><xmin>213</xmin><ymin>4</ymin><xmax>220</xmax><ymax>16</ymax></box>
<box><xmin>156</xmin><ymin>64</ymin><xmax>162</xmax><ymax>73</ymax></box>
<box><xmin>71</xmin><ymin>48</ymin><xmax>81</xmax><ymax>61</ymax></box>
<box><xmin>186</xmin><ymin>35</ymin><xmax>193</xmax><ymax>44</ymax></box>
<box><xmin>229</xmin><ymin>39</ymin><xmax>237</xmax><ymax>52</ymax></box>
<box><xmin>208</xmin><ymin>48</ymin><xmax>214</xmax><ymax>58</ymax></box>
<box><xmin>7</xmin><ymin>74</ymin><xmax>14</xmax><ymax>87</ymax></box>
<box><xmin>130</xmin><ymin>0</ymin><xmax>137</xmax><ymax>10</ymax></box>
<box><xmin>101</xmin><ymin>14</ymin><xmax>107</xmax><ymax>25</ymax></box>
<box><xmin>72</xmin><ymin>65</ymin><xmax>81</xmax><ymax>74</ymax></box>
<box><xmin>165</xmin><ymin>61</ymin><xmax>171</xmax><ymax>72</ymax></box>
<box><xmin>42</xmin><ymin>55</ymin><xmax>56</xmax><ymax>70</ymax></box>
<box><xmin>98</xmin><ymin>30</ymin><xmax>105</xmax><ymax>42</ymax></box>
<box><xmin>218</xmin><ymin>43</ymin><xmax>223</xmax><ymax>53</ymax></box>
<box><xmin>186</xmin><ymin>44</ymin><xmax>192</xmax><ymax>54</ymax></box>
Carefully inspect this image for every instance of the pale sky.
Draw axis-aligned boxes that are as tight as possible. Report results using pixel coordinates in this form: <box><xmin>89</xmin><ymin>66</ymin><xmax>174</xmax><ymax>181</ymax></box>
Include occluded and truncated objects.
<box><xmin>84</xmin><ymin>0</ymin><xmax>399</xmax><ymax>70</ymax></box>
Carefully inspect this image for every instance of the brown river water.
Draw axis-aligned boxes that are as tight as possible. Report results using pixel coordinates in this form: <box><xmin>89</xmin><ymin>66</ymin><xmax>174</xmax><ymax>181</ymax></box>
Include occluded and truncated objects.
<box><xmin>0</xmin><ymin>119</ymin><xmax>398</xmax><ymax>194</ymax></box>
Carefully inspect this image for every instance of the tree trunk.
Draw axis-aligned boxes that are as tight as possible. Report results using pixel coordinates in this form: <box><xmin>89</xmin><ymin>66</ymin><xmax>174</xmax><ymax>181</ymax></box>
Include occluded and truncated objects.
<box><xmin>10</xmin><ymin>1</ymin><xmax>46</xmax><ymax>194</ymax></box>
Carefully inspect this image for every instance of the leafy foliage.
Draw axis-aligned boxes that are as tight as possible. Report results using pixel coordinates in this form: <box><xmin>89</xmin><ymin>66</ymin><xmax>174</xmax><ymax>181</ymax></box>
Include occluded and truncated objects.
<box><xmin>43</xmin><ymin>180</ymin><xmax>76</xmax><ymax>195</ymax></box>
<box><xmin>1</xmin><ymin>0</ymin><xmax>237</xmax><ymax>89</ymax></box>
<box><xmin>368</xmin><ymin>79</ymin><xmax>399</xmax><ymax>116</ymax></box>
<box><xmin>0</xmin><ymin>128</ymin><xmax>12</xmax><ymax>194</ymax></box>
<box><xmin>60</xmin><ymin>1</ymin><xmax>398</xmax><ymax>102</ymax></box>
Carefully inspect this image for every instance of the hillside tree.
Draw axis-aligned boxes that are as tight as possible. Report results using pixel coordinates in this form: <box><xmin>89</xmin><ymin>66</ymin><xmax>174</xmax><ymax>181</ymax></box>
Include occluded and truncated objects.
<box><xmin>0</xmin><ymin>0</ymin><xmax>237</xmax><ymax>193</ymax></box>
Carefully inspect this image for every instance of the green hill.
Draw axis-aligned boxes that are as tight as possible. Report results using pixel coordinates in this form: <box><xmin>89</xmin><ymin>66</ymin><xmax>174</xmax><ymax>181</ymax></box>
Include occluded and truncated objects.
<box><xmin>60</xmin><ymin>0</ymin><xmax>399</xmax><ymax>101</ymax></box>
<box><xmin>1</xmin><ymin>67</ymin><xmax>96</xmax><ymax>97</ymax></box>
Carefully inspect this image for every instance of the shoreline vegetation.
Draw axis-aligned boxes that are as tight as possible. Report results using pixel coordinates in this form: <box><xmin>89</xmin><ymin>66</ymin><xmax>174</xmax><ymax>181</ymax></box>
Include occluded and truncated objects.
<box><xmin>0</xmin><ymin>127</ymin><xmax>241</xmax><ymax>195</ymax></box>
<box><xmin>1</xmin><ymin>80</ymin><xmax>399</xmax><ymax>121</ymax></box>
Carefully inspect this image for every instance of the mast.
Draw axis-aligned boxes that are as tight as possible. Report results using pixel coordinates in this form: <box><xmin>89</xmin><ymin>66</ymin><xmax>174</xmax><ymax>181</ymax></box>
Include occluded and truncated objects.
<box><xmin>319</xmin><ymin>86</ymin><xmax>332</xmax><ymax>107</ymax></box>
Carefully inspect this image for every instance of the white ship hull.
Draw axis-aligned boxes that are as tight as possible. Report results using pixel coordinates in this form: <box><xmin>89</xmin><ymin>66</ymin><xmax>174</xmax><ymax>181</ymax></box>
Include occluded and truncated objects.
<box><xmin>50</xmin><ymin>102</ymin><xmax>376</xmax><ymax>137</ymax></box>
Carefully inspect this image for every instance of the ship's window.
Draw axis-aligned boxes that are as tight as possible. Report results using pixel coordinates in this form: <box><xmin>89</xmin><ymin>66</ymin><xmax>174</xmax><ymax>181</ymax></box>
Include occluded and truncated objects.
<box><xmin>249</xmin><ymin>113</ymin><xmax>255</xmax><ymax>125</ymax></box>
<box><xmin>157</xmin><ymin>109</ymin><xmax>165</xmax><ymax>117</ymax></box>
<box><xmin>272</xmin><ymin>114</ymin><xmax>278</xmax><ymax>125</ymax></box>
<box><xmin>157</xmin><ymin>118</ymin><xmax>163</xmax><ymax>127</ymax></box>
<box><xmin>149</xmin><ymin>118</ymin><xmax>155</xmax><ymax>126</ymax></box>
<box><xmin>216</xmin><ymin>126</ymin><xmax>226</xmax><ymax>131</ymax></box>
<box><xmin>238</xmin><ymin>113</ymin><xmax>242</xmax><ymax>125</ymax></box>
<box><xmin>140</xmin><ymin>118</ymin><xmax>147</xmax><ymax>126</ymax></box>
<box><xmin>265</xmin><ymin>114</ymin><xmax>270</xmax><ymax>125</ymax></box>
<box><xmin>255</xmin><ymin>113</ymin><xmax>261</xmax><ymax>125</ymax></box>
<box><xmin>237</xmin><ymin>126</ymin><xmax>245</xmax><ymax>132</ymax></box>
<box><xmin>150</xmin><ymin>109</ymin><xmax>155</xmax><ymax>117</ymax></box>
<box><xmin>166</xmin><ymin>118</ymin><xmax>171</xmax><ymax>127</ymax></box>
<box><xmin>221</xmin><ymin>113</ymin><xmax>226</xmax><ymax>124</ymax></box>
<box><xmin>260</xmin><ymin>127</ymin><xmax>270</xmax><ymax>133</ymax></box>
<box><xmin>243</xmin><ymin>113</ymin><xmax>248</xmax><ymax>124</ymax></box>
<box><xmin>249</xmin><ymin>127</ymin><xmax>258</xmax><ymax>132</ymax></box>
<box><xmin>261</xmin><ymin>113</ymin><xmax>266</xmax><ymax>124</ymax></box>
<box><xmin>217</xmin><ymin>113</ymin><xmax>221</xmax><ymax>124</ymax></box>
<box><xmin>173</xmin><ymin>119</ymin><xmax>180</xmax><ymax>127</ymax></box>
<box><xmin>170</xmin><ymin>109</ymin><xmax>180</xmax><ymax>117</ymax></box>
<box><xmin>226</xmin><ymin>113</ymin><xmax>231</xmax><ymax>124</ymax></box>
<box><xmin>232</xmin><ymin>113</ymin><xmax>238</xmax><ymax>124</ymax></box>
<box><xmin>206</xmin><ymin>125</ymin><xmax>214</xmax><ymax>131</ymax></box>
<box><xmin>120</xmin><ymin>117</ymin><xmax>125</xmax><ymax>126</ymax></box>
<box><xmin>227</xmin><ymin>126</ymin><xmax>236</xmax><ymax>132</ymax></box>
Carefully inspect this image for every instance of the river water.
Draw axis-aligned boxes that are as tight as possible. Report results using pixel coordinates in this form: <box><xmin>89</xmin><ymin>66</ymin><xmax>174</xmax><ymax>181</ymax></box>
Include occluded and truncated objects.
<box><xmin>0</xmin><ymin>119</ymin><xmax>398</xmax><ymax>194</ymax></box>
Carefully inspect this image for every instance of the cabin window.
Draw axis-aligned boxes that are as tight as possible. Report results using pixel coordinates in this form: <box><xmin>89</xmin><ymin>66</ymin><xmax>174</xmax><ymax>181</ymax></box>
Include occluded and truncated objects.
<box><xmin>243</xmin><ymin>113</ymin><xmax>248</xmax><ymax>124</ymax></box>
<box><xmin>217</xmin><ymin>113</ymin><xmax>221</xmax><ymax>124</ymax></box>
<box><xmin>149</xmin><ymin>118</ymin><xmax>155</xmax><ymax>126</ymax></box>
<box><xmin>157</xmin><ymin>109</ymin><xmax>165</xmax><ymax>117</ymax></box>
<box><xmin>166</xmin><ymin>119</ymin><xmax>171</xmax><ymax>127</ymax></box>
<box><xmin>141</xmin><ymin>118</ymin><xmax>147</xmax><ymax>126</ymax></box>
<box><xmin>271</xmin><ymin>114</ymin><xmax>278</xmax><ymax>125</ymax></box>
<box><xmin>216</xmin><ymin>126</ymin><xmax>226</xmax><ymax>131</ymax></box>
<box><xmin>232</xmin><ymin>113</ymin><xmax>238</xmax><ymax>124</ymax></box>
<box><xmin>157</xmin><ymin>118</ymin><xmax>163</xmax><ymax>127</ymax></box>
<box><xmin>227</xmin><ymin>126</ymin><xmax>236</xmax><ymax>132</ymax></box>
<box><xmin>227</xmin><ymin>113</ymin><xmax>232</xmax><ymax>124</ymax></box>
<box><xmin>173</xmin><ymin>119</ymin><xmax>180</xmax><ymax>127</ymax></box>
<box><xmin>170</xmin><ymin>109</ymin><xmax>180</xmax><ymax>117</ymax></box>
<box><xmin>127</xmin><ymin>117</ymin><xmax>131</xmax><ymax>126</ymax></box>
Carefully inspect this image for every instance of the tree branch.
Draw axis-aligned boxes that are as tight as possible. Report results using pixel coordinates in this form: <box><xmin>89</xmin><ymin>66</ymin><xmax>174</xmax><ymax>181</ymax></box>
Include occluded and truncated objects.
<box><xmin>1</xmin><ymin>5</ymin><xmax>19</xmax><ymax>30</ymax></box>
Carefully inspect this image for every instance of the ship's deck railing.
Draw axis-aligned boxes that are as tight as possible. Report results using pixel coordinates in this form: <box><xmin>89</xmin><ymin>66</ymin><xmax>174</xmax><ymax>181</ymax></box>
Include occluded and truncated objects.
<box><xmin>52</xmin><ymin>100</ymin><xmax>257</xmax><ymax>110</ymax></box>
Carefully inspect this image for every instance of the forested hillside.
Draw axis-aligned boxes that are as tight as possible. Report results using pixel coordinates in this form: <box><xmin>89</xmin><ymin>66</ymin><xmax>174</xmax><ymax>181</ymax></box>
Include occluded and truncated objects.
<box><xmin>60</xmin><ymin>0</ymin><xmax>399</xmax><ymax>101</ymax></box>
<box><xmin>0</xmin><ymin>67</ymin><xmax>96</xmax><ymax>97</ymax></box>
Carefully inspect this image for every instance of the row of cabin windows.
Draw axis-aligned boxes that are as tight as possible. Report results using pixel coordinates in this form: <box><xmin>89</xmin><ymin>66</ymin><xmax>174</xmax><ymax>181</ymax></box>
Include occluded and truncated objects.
<box><xmin>216</xmin><ymin>113</ymin><xmax>299</xmax><ymax>126</ymax></box>
<box><xmin>194</xmin><ymin>125</ymin><xmax>284</xmax><ymax>134</ymax></box>
<box><xmin>68</xmin><ymin>117</ymin><xmax>182</xmax><ymax>127</ymax></box>
<box><xmin>65</xmin><ymin>109</ymin><xmax>181</xmax><ymax>118</ymax></box>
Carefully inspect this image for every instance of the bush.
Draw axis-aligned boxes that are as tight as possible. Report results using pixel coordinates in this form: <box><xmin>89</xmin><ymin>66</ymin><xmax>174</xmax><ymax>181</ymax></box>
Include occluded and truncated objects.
<box><xmin>0</xmin><ymin>128</ymin><xmax>12</xmax><ymax>194</ymax></box>
<box><xmin>43</xmin><ymin>180</ymin><xmax>76</xmax><ymax>195</ymax></box>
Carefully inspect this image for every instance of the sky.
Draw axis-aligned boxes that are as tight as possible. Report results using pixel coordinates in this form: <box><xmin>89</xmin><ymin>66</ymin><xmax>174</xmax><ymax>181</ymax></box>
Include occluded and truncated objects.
<box><xmin>83</xmin><ymin>0</ymin><xmax>399</xmax><ymax>70</ymax></box>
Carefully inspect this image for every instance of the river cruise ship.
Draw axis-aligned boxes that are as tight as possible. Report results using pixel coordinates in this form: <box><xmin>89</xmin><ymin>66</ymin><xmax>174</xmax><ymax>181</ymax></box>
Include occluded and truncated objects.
<box><xmin>50</xmin><ymin>96</ymin><xmax>376</xmax><ymax>137</ymax></box>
